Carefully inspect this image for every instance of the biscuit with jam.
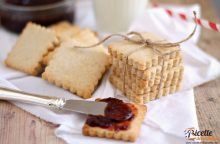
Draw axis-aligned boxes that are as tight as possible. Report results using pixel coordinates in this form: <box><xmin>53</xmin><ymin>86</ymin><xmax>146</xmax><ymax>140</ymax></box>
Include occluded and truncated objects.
<box><xmin>82</xmin><ymin>98</ymin><xmax>147</xmax><ymax>142</ymax></box>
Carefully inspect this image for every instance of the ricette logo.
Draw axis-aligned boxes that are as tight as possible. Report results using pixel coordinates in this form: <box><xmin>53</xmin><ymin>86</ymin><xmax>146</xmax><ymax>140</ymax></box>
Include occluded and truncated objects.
<box><xmin>184</xmin><ymin>127</ymin><xmax>219</xmax><ymax>144</ymax></box>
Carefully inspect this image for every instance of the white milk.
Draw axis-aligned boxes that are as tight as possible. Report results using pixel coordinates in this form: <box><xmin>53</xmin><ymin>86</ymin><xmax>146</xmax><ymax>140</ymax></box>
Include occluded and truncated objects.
<box><xmin>93</xmin><ymin>0</ymin><xmax>148</xmax><ymax>33</ymax></box>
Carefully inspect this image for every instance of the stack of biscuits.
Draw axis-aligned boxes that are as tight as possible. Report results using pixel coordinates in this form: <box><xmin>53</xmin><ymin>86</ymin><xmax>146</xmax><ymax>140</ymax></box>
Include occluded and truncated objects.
<box><xmin>108</xmin><ymin>33</ymin><xmax>184</xmax><ymax>104</ymax></box>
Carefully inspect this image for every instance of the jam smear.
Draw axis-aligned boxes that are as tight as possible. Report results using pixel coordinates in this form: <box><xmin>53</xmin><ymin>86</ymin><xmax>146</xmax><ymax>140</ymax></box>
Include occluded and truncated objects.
<box><xmin>85</xmin><ymin>98</ymin><xmax>136</xmax><ymax>131</ymax></box>
<box><xmin>103</xmin><ymin>98</ymin><xmax>133</xmax><ymax>121</ymax></box>
<box><xmin>86</xmin><ymin>115</ymin><xmax>113</xmax><ymax>128</ymax></box>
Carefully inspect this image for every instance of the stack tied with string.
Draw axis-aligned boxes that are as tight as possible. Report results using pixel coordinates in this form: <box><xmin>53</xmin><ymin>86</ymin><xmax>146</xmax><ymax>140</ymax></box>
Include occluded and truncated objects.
<box><xmin>70</xmin><ymin>12</ymin><xmax>196</xmax><ymax>104</ymax></box>
<box><xmin>108</xmin><ymin>33</ymin><xmax>184</xmax><ymax>104</ymax></box>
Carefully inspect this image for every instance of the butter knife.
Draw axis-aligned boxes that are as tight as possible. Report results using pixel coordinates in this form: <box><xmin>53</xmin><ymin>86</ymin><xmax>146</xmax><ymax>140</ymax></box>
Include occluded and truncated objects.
<box><xmin>0</xmin><ymin>87</ymin><xmax>107</xmax><ymax>116</ymax></box>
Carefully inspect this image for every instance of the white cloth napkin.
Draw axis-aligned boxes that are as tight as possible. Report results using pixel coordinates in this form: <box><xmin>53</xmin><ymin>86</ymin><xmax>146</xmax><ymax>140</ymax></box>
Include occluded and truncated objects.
<box><xmin>0</xmin><ymin>1</ymin><xmax>220</xmax><ymax>144</ymax></box>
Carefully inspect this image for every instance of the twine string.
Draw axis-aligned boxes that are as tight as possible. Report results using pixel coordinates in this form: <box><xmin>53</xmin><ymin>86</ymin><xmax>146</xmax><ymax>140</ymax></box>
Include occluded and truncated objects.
<box><xmin>74</xmin><ymin>11</ymin><xmax>197</xmax><ymax>101</ymax></box>
<box><xmin>74</xmin><ymin>11</ymin><xmax>197</xmax><ymax>49</ymax></box>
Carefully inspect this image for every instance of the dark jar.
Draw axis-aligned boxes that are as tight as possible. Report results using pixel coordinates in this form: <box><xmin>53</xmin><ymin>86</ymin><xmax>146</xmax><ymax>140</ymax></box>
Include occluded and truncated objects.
<box><xmin>0</xmin><ymin>0</ymin><xmax>75</xmax><ymax>33</ymax></box>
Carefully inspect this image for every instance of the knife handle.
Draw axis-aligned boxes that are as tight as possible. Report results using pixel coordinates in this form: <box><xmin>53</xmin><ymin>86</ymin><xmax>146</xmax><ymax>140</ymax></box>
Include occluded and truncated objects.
<box><xmin>0</xmin><ymin>87</ymin><xmax>65</xmax><ymax>108</ymax></box>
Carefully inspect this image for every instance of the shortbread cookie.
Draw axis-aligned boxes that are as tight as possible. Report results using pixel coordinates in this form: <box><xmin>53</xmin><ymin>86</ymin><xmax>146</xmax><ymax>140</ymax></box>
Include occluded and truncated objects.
<box><xmin>49</xmin><ymin>21</ymin><xmax>74</xmax><ymax>32</ymax></box>
<box><xmin>113</xmin><ymin>63</ymin><xmax>183</xmax><ymax>81</ymax></box>
<box><xmin>43</xmin><ymin>21</ymin><xmax>81</xmax><ymax>65</ymax></box>
<box><xmin>112</xmin><ymin>53</ymin><xmax>182</xmax><ymax>70</ymax></box>
<box><xmin>83</xmin><ymin>98</ymin><xmax>147</xmax><ymax>142</ymax></box>
<box><xmin>119</xmin><ymin>78</ymin><xmax>181</xmax><ymax>95</ymax></box>
<box><xmin>5</xmin><ymin>22</ymin><xmax>59</xmax><ymax>75</ymax></box>
<box><xmin>42</xmin><ymin>50</ymin><xmax>56</xmax><ymax>66</ymax></box>
<box><xmin>71</xmin><ymin>28</ymin><xmax>98</xmax><ymax>44</ymax></box>
<box><xmin>109</xmin><ymin>75</ymin><xmax>181</xmax><ymax>104</ymax></box>
<box><xmin>42</xmin><ymin>27</ymin><xmax>98</xmax><ymax>66</ymax></box>
<box><xmin>112</xmin><ymin>66</ymin><xmax>183</xmax><ymax>88</ymax></box>
<box><xmin>108</xmin><ymin>32</ymin><xmax>183</xmax><ymax>103</ymax></box>
<box><xmin>42</xmin><ymin>29</ymin><xmax>110</xmax><ymax>98</ymax></box>
<box><xmin>108</xmin><ymin>33</ymin><xmax>181</xmax><ymax>71</ymax></box>
<box><xmin>117</xmin><ymin>57</ymin><xmax>182</xmax><ymax>76</ymax></box>
<box><xmin>110</xmin><ymin>74</ymin><xmax>181</xmax><ymax>95</ymax></box>
<box><xmin>112</xmin><ymin>70</ymin><xmax>181</xmax><ymax>91</ymax></box>
<box><xmin>49</xmin><ymin>21</ymin><xmax>81</xmax><ymax>41</ymax></box>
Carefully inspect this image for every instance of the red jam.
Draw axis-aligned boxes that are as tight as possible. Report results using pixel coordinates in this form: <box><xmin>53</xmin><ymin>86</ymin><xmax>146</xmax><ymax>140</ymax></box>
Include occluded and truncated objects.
<box><xmin>0</xmin><ymin>0</ymin><xmax>74</xmax><ymax>33</ymax></box>
<box><xmin>103</xmin><ymin>98</ymin><xmax>133</xmax><ymax>121</ymax></box>
<box><xmin>85</xmin><ymin>98</ymin><xmax>137</xmax><ymax>131</ymax></box>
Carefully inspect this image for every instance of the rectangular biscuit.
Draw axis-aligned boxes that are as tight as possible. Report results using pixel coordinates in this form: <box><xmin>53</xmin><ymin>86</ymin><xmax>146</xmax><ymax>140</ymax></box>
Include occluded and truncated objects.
<box><xmin>109</xmin><ymin>32</ymin><xmax>184</xmax><ymax>103</ymax></box>
<box><xmin>42</xmin><ymin>29</ymin><xmax>110</xmax><ymax>98</ymax></box>
<box><xmin>42</xmin><ymin>21</ymin><xmax>82</xmax><ymax>65</ymax></box>
<box><xmin>43</xmin><ymin>30</ymin><xmax>99</xmax><ymax>66</ymax></box>
<box><xmin>112</xmin><ymin>56</ymin><xmax>183</xmax><ymax>79</ymax></box>
<box><xmin>113</xmin><ymin>62</ymin><xmax>183</xmax><ymax>82</ymax></box>
<box><xmin>42</xmin><ymin>50</ymin><xmax>56</xmax><ymax>66</ymax></box>
<box><xmin>49</xmin><ymin>21</ymin><xmax>81</xmax><ymax>41</ymax></box>
<box><xmin>5</xmin><ymin>22</ymin><xmax>59</xmax><ymax>75</ymax></box>
<box><xmin>108</xmin><ymin>32</ymin><xmax>181</xmax><ymax>71</ymax></box>
<box><xmin>109</xmin><ymin>74</ymin><xmax>181</xmax><ymax>104</ymax></box>
<box><xmin>110</xmin><ymin>74</ymin><xmax>182</xmax><ymax>95</ymax></box>
<box><xmin>83</xmin><ymin>102</ymin><xmax>147</xmax><ymax>142</ymax></box>
<box><xmin>112</xmin><ymin>65</ymin><xmax>183</xmax><ymax>89</ymax></box>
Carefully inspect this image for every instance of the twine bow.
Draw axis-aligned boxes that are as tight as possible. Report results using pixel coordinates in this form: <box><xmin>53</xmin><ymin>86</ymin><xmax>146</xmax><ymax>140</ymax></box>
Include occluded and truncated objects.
<box><xmin>74</xmin><ymin>11</ymin><xmax>198</xmax><ymax>101</ymax></box>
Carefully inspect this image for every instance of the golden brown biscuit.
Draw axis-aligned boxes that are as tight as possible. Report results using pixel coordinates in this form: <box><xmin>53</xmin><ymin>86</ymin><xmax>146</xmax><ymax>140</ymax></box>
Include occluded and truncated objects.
<box><xmin>108</xmin><ymin>33</ymin><xmax>183</xmax><ymax>103</ymax></box>
<box><xmin>42</xmin><ymin>21</ymin><xmax>82</xmax><ymax>65</ymax></box>
<box><xmin>49</xmin><ymin>21</ymin><xmax>81</xmax><ymax>41</ymax></box>
<box><xmin>42</xmin><ymin>29</ymin><xmax>110</xmax><ymax>98</ymax></box>
<box><xmin>112</xmin><ymin>56</ymin><xmax>183</xmax><ymax>79</ymax></box>
<box><xmin>5</xmin><ymin>22</ymin><xmax>59</xmax><ymax>75</ymax></box>
<box><xmin>108</xmin><ymin>33</ymin><xmax>181</xmax><ymax>71</ymax></box>
<box><xmin>112</xmin><ymin>66</ymin><xmax>183</xmax><ymax>89</ymax></box>
<box><xmin>83</xmin><ymin>99</ymin><xmax>147</xmax><ymax>142</ymax></box>
<box><xmin>42</xmin><ymin>50</ymin><xmax>56</xmax><ymax>66</ymax></box>
<box><xmin>109</xmin><ymin>74</ymin><xmax>181</xmax><ymax>104</ymax></box>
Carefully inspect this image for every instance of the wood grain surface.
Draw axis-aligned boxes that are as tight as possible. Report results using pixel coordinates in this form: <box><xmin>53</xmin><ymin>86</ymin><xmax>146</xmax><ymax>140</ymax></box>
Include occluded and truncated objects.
<box><xmin>0</xmin><ymin>0</ymin><xmax>219</xmax><ymax>144</ymax></box>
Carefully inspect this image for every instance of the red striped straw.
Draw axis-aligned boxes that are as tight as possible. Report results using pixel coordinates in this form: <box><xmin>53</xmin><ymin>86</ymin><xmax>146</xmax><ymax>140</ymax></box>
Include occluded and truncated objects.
<box><xmin>152</xmin><ymin>3</ymin><xmax>220</xmax><ymax>32</ymax></box>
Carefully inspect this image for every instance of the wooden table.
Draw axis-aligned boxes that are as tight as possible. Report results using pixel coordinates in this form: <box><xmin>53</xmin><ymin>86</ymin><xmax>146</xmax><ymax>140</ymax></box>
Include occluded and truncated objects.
<box><xmin>0</xmin><ymin>0</ymin><xmax>219</xmax><ymax>143</ymax></box>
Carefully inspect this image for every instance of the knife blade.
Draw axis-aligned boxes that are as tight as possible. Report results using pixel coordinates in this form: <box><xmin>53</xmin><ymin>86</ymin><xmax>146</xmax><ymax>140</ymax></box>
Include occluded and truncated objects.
<box><xmin>61</xmin><ymin>100</ymin><xmax>107</xmax><ymax>115</ymax></box>
<box><xmin>0</xmin><ymin>87</ymin><xmax>107</xmax><ymax>116</ymax></box>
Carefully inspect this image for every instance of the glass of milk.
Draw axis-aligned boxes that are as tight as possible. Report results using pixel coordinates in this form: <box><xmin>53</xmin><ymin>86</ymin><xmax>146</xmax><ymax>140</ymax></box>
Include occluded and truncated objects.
<box><xmin>93</xmin><ymin>0</ymin><xmax>148</xmax><ymax>33</ymax></box>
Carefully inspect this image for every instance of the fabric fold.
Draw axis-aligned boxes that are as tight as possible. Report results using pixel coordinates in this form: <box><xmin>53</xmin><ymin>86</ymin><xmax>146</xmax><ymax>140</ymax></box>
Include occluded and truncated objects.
<box><xmin>0</xmin><ymin>1</ymin><xmax>219</xmax><ymax>144</ymax></box>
